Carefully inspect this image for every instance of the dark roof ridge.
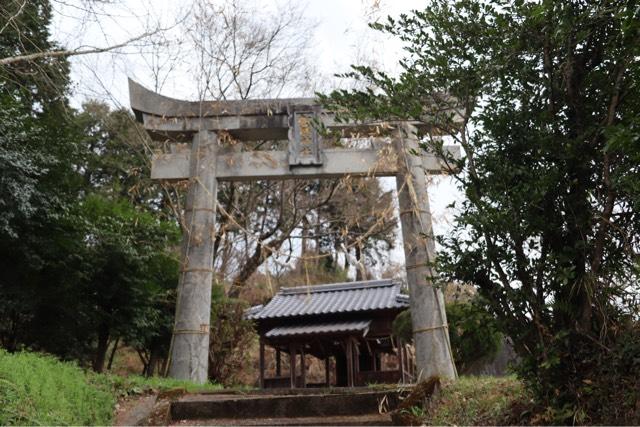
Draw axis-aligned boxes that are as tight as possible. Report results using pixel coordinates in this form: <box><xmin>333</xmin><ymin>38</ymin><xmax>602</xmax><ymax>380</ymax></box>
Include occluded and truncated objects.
<box><xmin>279</xmin><ymin>278</ymin><xmax>398</xmax><ymax>295</ymax></box>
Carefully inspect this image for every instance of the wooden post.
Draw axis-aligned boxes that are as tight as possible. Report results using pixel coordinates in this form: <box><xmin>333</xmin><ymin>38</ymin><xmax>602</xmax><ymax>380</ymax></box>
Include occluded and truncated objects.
<box><xmin>398</xmin><ymin>338</ymin><xmax>405</xmax><ymax>384</ymax></box>
<box><xmin>300</xmin><ymin>347</ymin><xmax>306</xmax><ymax>388</ymax></box>
<box><xmin>394</xmin><ymin>123</ymin><xmax>456</xmax><ymax>381</ymax></box>
<box><xmin>346</xmin><ymin>339</ymin><xmax>354</xmax><ymax>387</ymax></box>
<box><xmin>259</xmin><ymin>339</ymin><xmax>265</xmax><ymax>389</ymax></box>
<box><xmin>289</xmin><ymin>344</ymin><xmax>297</xmax><ymax>388</ymax></box>
<box><xmin>404</xmin><ymin>347</ymin><xmax>416</xmax><ymax>377</ymax></box>
<box><xmin>353</xmin><ymin>339</ymin><xmax>360</xmax><ymax>380</ymax></box>
<box><xmin>276</xmin><ymin>349</ymin><xmax>281</xmax><ymax>377</ymax></box>
<box><xmin>168</xmin><ymin>130</ymin><xmax>218</xmax><ymax>383</ymax></box>
<box><xmin>325</xmin><ymin>356</ymin><xmax>331</xmax><ymax>386</ymax></box>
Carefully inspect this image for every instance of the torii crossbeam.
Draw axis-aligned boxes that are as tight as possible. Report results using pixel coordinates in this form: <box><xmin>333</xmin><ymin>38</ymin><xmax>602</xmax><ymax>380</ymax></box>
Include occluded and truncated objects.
<box><xmin>129</xmin><ymin>79</ymin><xmax>459</xmax><ymax>384</ymax></box>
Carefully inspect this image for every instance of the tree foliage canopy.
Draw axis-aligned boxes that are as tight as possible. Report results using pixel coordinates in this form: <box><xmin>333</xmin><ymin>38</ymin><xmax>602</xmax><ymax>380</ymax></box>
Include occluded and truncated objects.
<box><xmin>0</xmin><ymin>0</ymin><xmax>182</xmax><ymax>376</ymax></box>
<box><xmin>323</xmin><ymin>0</ymin><xmax>640</xmax><ymax>423</ymax></box>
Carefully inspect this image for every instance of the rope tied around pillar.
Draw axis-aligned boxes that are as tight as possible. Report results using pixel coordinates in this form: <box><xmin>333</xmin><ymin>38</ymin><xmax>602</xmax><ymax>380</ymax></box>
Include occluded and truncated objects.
<box><xmin>405</xmin><ymin>263</ymin><xmax>427</xmax><ymax>271</ymax></box>
<box><xmin>399</xmin><ymin>208</ymin><xmax>430</xmax><ymax>216</ymax></box>
<box><xmin>184</xmin><ymin>207</ymin><xmax>217</xmax><ymax>213</ymax></box>
<box><xmin>180</xmin><ymin>267</ymin><xmax>215</xmax><ymax>273</ymax></box>
<box><xmin>413</xmin><ymin>324</ymin><xmax>449</xmax><ymax>335</ymax></box>
<box><xmin>172</xmin><ymin>328</ymin><xmax>210</xmax><ymax>335</ymax></box>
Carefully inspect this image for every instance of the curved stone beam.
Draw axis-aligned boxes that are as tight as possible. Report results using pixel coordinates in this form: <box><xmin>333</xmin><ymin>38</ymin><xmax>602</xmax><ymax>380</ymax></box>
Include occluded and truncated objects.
<box><xmin>128</xmin><ymin>79</ymin><xmax>462</xmax><ymax>142</ymax></box>
<box><xmin>128</xmin><ymin>78</ymin><xmax>316</xmax><ymax>119</ymax></box>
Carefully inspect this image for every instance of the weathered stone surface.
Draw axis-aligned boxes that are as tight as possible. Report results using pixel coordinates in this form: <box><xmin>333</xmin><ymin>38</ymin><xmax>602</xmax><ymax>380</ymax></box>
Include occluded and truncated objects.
<box><xmin>171</xmin><ymin>414</ymin><xmax>393</xmax><ymax>426</ymax></box>
<box><xmin>170</xmin><ymin>389</ymin><xmax>400</xmax><ymax>421</ymax></box>
<box><xmin>129</xmin><ymin>78</ymin><xmax>315</xmax><ymax>119</ymax></box>
<box><xmin>394</xmin><ymin>124</ymin><xmax>457</xmax><ymax>380</ymax></box>
<box><xmin>129</xmin><ymin>79</ymin><xmax>460</xmax><ymax>142</ymax></box>
<box><xmin>151</xmin><ymin>147</ymin><xmax>460</xmax><ymax>181</ymax></box>
<box><xmin>168</xmin><ymin>131</ymin><xmax>218</xmax><ymax>383</ymax></box>
<box><xmin>390</xmin><ymin>377</ymin><xmax>441</xmax><ymax>426</ymax></box>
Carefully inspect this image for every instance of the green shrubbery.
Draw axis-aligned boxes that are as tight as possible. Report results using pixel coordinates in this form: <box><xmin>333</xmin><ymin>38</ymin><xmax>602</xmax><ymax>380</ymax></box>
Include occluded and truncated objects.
<box><xmin>393</xmin><ymin>298</ymin><xmax>502</xmax><ymax>373</ymax></box>
<box><xmin>514</xmin><ymin>324</ymin><xmax>640</xmax><ymax>425</ymax></box>
<box><xmin>445</xmin><ymin>300</ymin><xmax>503</xmax><ymax>374</ymax></box>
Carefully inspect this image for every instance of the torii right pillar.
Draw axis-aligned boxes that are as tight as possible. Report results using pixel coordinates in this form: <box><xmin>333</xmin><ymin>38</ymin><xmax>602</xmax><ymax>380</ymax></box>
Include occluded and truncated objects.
<box><xmin>394</xmin><ymin>123</ymin><xmax>457</xmax><ymax>381</ymax></box>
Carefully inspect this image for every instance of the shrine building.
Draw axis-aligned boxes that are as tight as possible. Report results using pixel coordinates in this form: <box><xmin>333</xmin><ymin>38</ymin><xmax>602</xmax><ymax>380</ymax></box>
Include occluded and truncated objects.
<box><xmin>246</xmin><ymin>279</ymin><xmax>415</xmax><ymax>388</ymax></box>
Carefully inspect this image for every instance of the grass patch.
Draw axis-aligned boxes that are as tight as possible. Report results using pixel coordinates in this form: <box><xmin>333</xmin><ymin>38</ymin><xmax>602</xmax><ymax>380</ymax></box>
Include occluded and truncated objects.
<box><xmin>0</xmin><ymin>350</ymin><xmax>114</xmax><ymax>425</ymax></box>
<box><xmin>103</xmin><ymin>372</ymin><xmax>223</xmax><ymax>398</ymax></box>
<box><xmin>0</xmin><ymin>350</ymin><xmax>223</xmax><ymax>426</ymax></box>
<box><xmin>425</xmin><ymin>375</ymin><xmax>529</xmax><ymax>426</ymax></box>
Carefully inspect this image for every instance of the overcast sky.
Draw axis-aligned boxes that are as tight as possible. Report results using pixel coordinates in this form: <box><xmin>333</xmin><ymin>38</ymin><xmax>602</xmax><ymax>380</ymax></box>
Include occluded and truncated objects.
<box><xmin>50</xmin><ymin>0</ymin><xmax>464</xmax><ymax>276</ymax></box>
<box><xmin>51</xmin><ymin>0</ymin><xmax>425</xmax><ymax>105</ymax></box>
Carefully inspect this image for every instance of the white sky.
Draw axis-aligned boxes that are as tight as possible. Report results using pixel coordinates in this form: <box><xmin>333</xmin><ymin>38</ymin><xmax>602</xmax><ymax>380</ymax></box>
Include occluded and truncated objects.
<box><xmin>50</xmin><ymin>0</ymin><xmax>464</xmax><ymax>276</ymax></box>
<box><xmin>51</xmin><ymin>0</ymin><xmax>424</xmax><ymax>106</ymax></box>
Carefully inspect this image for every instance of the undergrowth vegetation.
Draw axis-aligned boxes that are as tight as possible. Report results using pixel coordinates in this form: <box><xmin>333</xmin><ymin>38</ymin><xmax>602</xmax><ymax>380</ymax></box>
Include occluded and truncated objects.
<box><xmin>0</xmin><ymin>350</ymin><xmax>222</xmax><ymax>426</ymax></box>
<box><xmin>0</xmin><ymin>350</ymin><xmax>114</xmax><ymax>425</ymax></box>
<box><xmin>104</xmin><ymin>371</ymin><xmax>223</xmax><ymax>398</ymax></box>
<box><xmin>425</xmin><ymin>376</ymin><xmax>529</xmax><ymax>426</ymax></box>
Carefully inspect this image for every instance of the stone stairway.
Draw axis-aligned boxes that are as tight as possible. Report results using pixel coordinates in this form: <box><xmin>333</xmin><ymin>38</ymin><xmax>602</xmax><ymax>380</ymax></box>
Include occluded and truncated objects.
<box><xmin>168</xmin><ymin>388</ymin><xmax>401</xmax><ymax>426</ymax></box>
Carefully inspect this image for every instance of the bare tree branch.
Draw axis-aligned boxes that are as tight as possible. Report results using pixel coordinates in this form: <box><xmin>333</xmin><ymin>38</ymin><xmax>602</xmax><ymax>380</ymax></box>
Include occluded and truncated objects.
<box><xmin>0</xmin><ymin>0</ymin><xmax>26</xmax><ymax>35</ymax></box>
<box><xmin>0</xmin><ymin>29</ymin><xmax>162</xmax><ymax>66</ymax></box>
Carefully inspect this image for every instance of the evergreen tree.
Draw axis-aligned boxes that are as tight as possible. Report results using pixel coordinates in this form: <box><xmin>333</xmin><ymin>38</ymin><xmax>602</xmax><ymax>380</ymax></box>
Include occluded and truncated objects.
<box><xmin>0</xmin><ymin>0</ymin><xmax>76</xmax><ymax>237</ymax></box>
<box><xmin>0</xmin><ymin>0</ymin><xmax>82</xmax><ymax>354</ymax></box>
<box><xmin>0</xmin><ymin>1</ymin><xmax>181</xmax><ymax>375</ymax></box>
<box><xmin>323</xmin><ymin>1</ymin><xmax>640</xmax><ymax>422</ymax></box>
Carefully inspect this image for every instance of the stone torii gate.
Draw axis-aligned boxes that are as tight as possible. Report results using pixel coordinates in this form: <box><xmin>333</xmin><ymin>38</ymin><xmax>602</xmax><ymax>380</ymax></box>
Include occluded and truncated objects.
<box><xmin>128</xmin><ymin>79</ymin><xmax>459</xmax><ymax>384</ymax></box>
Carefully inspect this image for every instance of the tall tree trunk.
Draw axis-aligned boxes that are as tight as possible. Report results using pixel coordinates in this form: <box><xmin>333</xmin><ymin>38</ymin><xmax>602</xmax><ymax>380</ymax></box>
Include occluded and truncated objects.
<box><xmin>354</xmin><ymin>245</ymin><xmax>366</xmax><ymax>281</ymax></box>
<box><xmin>107</xmin><ymin>336</ymin><xmax>120</xmax><ymax>371</ymax></box>
<box><xmin>93</xmin><ymin>323</ymin><xmax>110</xmax><ymax>373</ymax></box>
<box><xmin>160</xmin><ymin>357</ymin><xmax>168</xmax><ymax>377</ymax></box>
<box><xmin>147</xmin><ymin>346</ymin><xmax>161</xmax><ymax>377</ymax></box>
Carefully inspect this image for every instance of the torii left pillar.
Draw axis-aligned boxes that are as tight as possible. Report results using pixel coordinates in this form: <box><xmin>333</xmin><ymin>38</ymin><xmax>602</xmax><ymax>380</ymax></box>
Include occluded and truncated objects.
<box><xmin>168</xmin><ymin>130</ymin><xmax>218</xmax><ymax>383</ymax></box>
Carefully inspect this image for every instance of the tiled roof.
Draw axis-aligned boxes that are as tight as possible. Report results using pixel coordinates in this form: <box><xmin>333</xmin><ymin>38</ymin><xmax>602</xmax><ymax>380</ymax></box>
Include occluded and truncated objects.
<box><xmin>247</xmin><ymin>279</ymin><xmax>408</xmax><ymax>320</ymax></box>
<box><xmin>265</xmin><ymin>320</ymin><xmax>371</xmax><ymax>338</ymax></box>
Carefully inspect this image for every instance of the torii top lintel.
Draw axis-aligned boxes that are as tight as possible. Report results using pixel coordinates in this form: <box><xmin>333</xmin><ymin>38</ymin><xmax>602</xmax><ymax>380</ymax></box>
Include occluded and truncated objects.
<box><xmin>129</xmin><ymin>78</ymin><xmax>317</xmax><ymax>120</ymax></box>
<box><xmin>128</xmin><ymin>79</ymin><xmax>461</xmax><ymax>181</ymax></box>
<box><xmin>128</xmin><ymin>79</ymin><xmax>444</xmax><ymax>142</ymax></box>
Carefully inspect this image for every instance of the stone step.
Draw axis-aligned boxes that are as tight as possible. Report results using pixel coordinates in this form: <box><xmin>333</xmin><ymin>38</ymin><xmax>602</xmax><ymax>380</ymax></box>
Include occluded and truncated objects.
<box><xmin>172</xmin><ymin>413</ymin><xmax>393</xmax><ymax>426</ymax></box>
<box><xmin>170</xmin><ymin>390</ymin><xmax>400</xmax><ymax>421</ymax></box>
